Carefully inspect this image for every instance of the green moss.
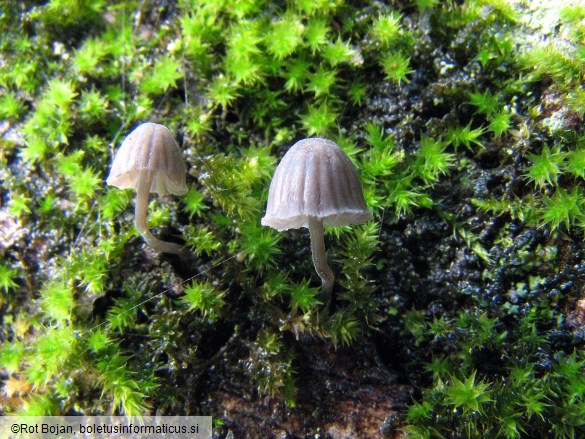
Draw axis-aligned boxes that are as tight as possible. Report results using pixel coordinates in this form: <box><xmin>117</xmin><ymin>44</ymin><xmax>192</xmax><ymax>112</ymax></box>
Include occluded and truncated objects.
<box><xmin>380</xmin><ymin>51</ymin><xmax>413</xmax><ymax>85</ymax></box>
<box><xmin>182</xmin><ymin>280</ymin><xmax>225</xmax><ymax>321</ymax></box>
<box><xmin>325</xmin><ymin>311</ymin><xmax>361</xmax><ymax>349</ymax></box>
<box><xmin>539</xmin><ymin>188</ymin><xmax>584</xmax><ymax>232</ymax></box>
<box><xmin>371</xmin><ymin>11</ymin><xmax>403</xmax><ymax>46</ymax></box>
<box><xmin>0</xmin><ymin>92</ymin><xmax>25</xmax><ymax>120</ymax></box>
<box><xmin>206</xmin><ymin>75</ymin><xmax>239</xmax><ymax>111</ymax></box>
<box><xmin>26</xmin><ymin>327</ymin><xmax>76</xmax><ymax>388</ymax></box>
<box><xmin>140</xmin><ymin>55</ymin><xmax>184</xmax><ymax>96</ymax></box>
<box><xmin>445</xmin><ymin>121</ymin><xmax>485</xmax><ymax>152</ymax></box>
<box><xmin>265</xmin><ymin>14</ymin><xmax>305</xmax><ymax>60</ymax></box>
<box><xmin>0</xmin><ymin>264</ymin><xmax>19</xmax><ymax>294</ymax></box>
<box><xmin>95</xmin><ymin>351</ymin><xmax>153</xmax><ymax>416</ymax></box>
<box><xmin>487</xmin><ymin>110</ymin><xmax>512</xmax><ymax>136</ymax></box>
<box><xmin>0</xmin><ymin>342</ymin><xmax>25</xmax><ymax>375</ymax></box>
<box><xmin>469</xmin><ymin>90</ymin><xmax>500</xmax><ymax>115</ymax></box>
<box><xmin>38</xmin><ymin>281</ymin><xmax>75</xmax><ymax>323</ymax></box>
<box><xmin>525</xmin><ymin>145</ymin><xmax>564</xmax><ymax>189</ymax></box>
<box><xmin>413</xmin><ymin>136</ymin><xmax>454</xmax><ymax>184</ymax></box>
<box><xmin>306</xmin><ymin>66</ymin><xmax>337</xmax><ymax>98</ymax></box>
<box><xmin>300</xmin><ymin>101</ymin><xmax>338</xmax><ymax>136</ymax></box>
<box><xmin>289</xmin><ymin>281</ymin><xmax>321</xmax><ymax>314</ymax></box>
<box><xmin>8</xmin><ymin>191</ymin><xmax>32</xmax><ymax>218</ymax></box>
<box><xmin>1</xmin><ymin>0</ymin><xmax>584</xmax><ymax>433</ymax></box>
<box><xmin>304</xmin><ymin>17</ymin><xmax>330</xmax><ymax>52</ymax></box>
<box><xmin>238</xmin><ymin>222</ymin><xmax>282</xmax><ymax>272</ymax></box>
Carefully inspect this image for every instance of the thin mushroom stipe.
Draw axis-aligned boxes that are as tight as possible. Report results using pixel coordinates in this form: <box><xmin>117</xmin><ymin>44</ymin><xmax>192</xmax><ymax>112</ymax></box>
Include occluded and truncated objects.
<box><xmin>133</xmin><ymin>169</ymin><xmax>185</xmax><ymax>256</ymax></box>
<box><xmin>106</xmin><ymin>122</ymin><xmax>188</xmax><ymax>256</ymax></box>
<box><xmin>262</xmin><ymin>137</ymin><xmax>373</xmax><ymax>303</ymax></box>
<box><xmin>309</xmin><ymin>216</ymin><xmax>334</xmax><ymax>299</ymax></box>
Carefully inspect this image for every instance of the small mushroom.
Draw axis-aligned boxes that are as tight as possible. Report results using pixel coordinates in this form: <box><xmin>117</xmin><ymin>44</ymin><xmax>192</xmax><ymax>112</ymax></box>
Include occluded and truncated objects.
<box><xmin>106</xmin><ymin>122</ymin><xmax>188</xmax><ymax>256</ymax></box>
<box><xmin>261</xmin><ymin>137</ymin><xmax>373</xmax><ymax>301</ymax></box>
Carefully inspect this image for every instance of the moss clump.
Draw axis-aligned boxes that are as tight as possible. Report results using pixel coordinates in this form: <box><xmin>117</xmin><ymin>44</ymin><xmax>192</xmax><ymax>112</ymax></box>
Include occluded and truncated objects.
<box><xmin>0</xmin><ymin>0</ymin><xmax>584</xmax><ymax>436</ymax></box>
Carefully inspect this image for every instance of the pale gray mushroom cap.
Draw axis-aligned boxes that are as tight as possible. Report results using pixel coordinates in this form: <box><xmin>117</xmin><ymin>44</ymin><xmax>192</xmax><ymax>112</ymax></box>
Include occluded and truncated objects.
<box><xmin>106</xmin><ymin>122</ymin><xmax>187</xmax><ymax>196</ymax></box>
<box><xmin>261</xmin><ymin>137</ymin><xmax>373</xmax><ymax>231</ymax></box>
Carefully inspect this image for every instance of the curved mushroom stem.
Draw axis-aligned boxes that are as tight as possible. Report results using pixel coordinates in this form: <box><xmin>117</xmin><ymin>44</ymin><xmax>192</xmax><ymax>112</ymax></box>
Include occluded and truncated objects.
<box><xmin>135</xmin><ymin>170</ymin><xmax>186</xmax><ymax>256</ymax></box>
<box><xmin>308</xmin><ymin>216</ymin><xmax>334</xmax><ymax>303</ymax></box>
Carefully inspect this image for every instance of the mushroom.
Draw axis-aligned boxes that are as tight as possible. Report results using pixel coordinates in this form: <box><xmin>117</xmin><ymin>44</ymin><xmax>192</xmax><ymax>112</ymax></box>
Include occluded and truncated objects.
<box><xmin>261</xmin><ymin>137</ymin><xmax>373</xmax><ymax>301</ymax></box>
<box><xmin>106</xmin><ymin>122</ymin><xmax>188</xmax><ymax>256</ymax></box>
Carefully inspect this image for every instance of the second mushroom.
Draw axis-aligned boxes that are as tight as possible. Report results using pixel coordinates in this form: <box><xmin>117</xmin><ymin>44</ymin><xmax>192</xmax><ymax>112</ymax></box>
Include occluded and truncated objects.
<box><xmin>106</xmin><ymin>122</ymin><xmax>188</xmax><ymax>256</ymax></box>
<box><xmin>261</xmin><ymin>137</ymin><xmax>373</xmax><ymax>302</ymax></box>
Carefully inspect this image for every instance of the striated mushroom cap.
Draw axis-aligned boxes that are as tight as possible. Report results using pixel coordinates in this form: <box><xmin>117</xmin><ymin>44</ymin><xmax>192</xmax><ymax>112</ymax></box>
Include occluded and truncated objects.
<box><xmin>106</xmin><ymin>122</ymin><xmax>187</xmax><ymax>196</ymax></box>
<box><xmin>262</xmin><ymin>137</ymin><xmax>373</xmax><ymax>231</ymax></box>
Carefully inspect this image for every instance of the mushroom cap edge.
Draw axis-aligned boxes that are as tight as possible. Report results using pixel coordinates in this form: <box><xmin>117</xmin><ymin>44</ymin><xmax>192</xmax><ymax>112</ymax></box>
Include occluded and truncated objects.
<box><xmin>106</xmin><ymin>122</ymin><xmax>187</xmax><ymax>196</ymax></box>
<box><xmin>261</xmin><ymin>137</ymin><xmax>373</xmax><ymax>231</ymax></box>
